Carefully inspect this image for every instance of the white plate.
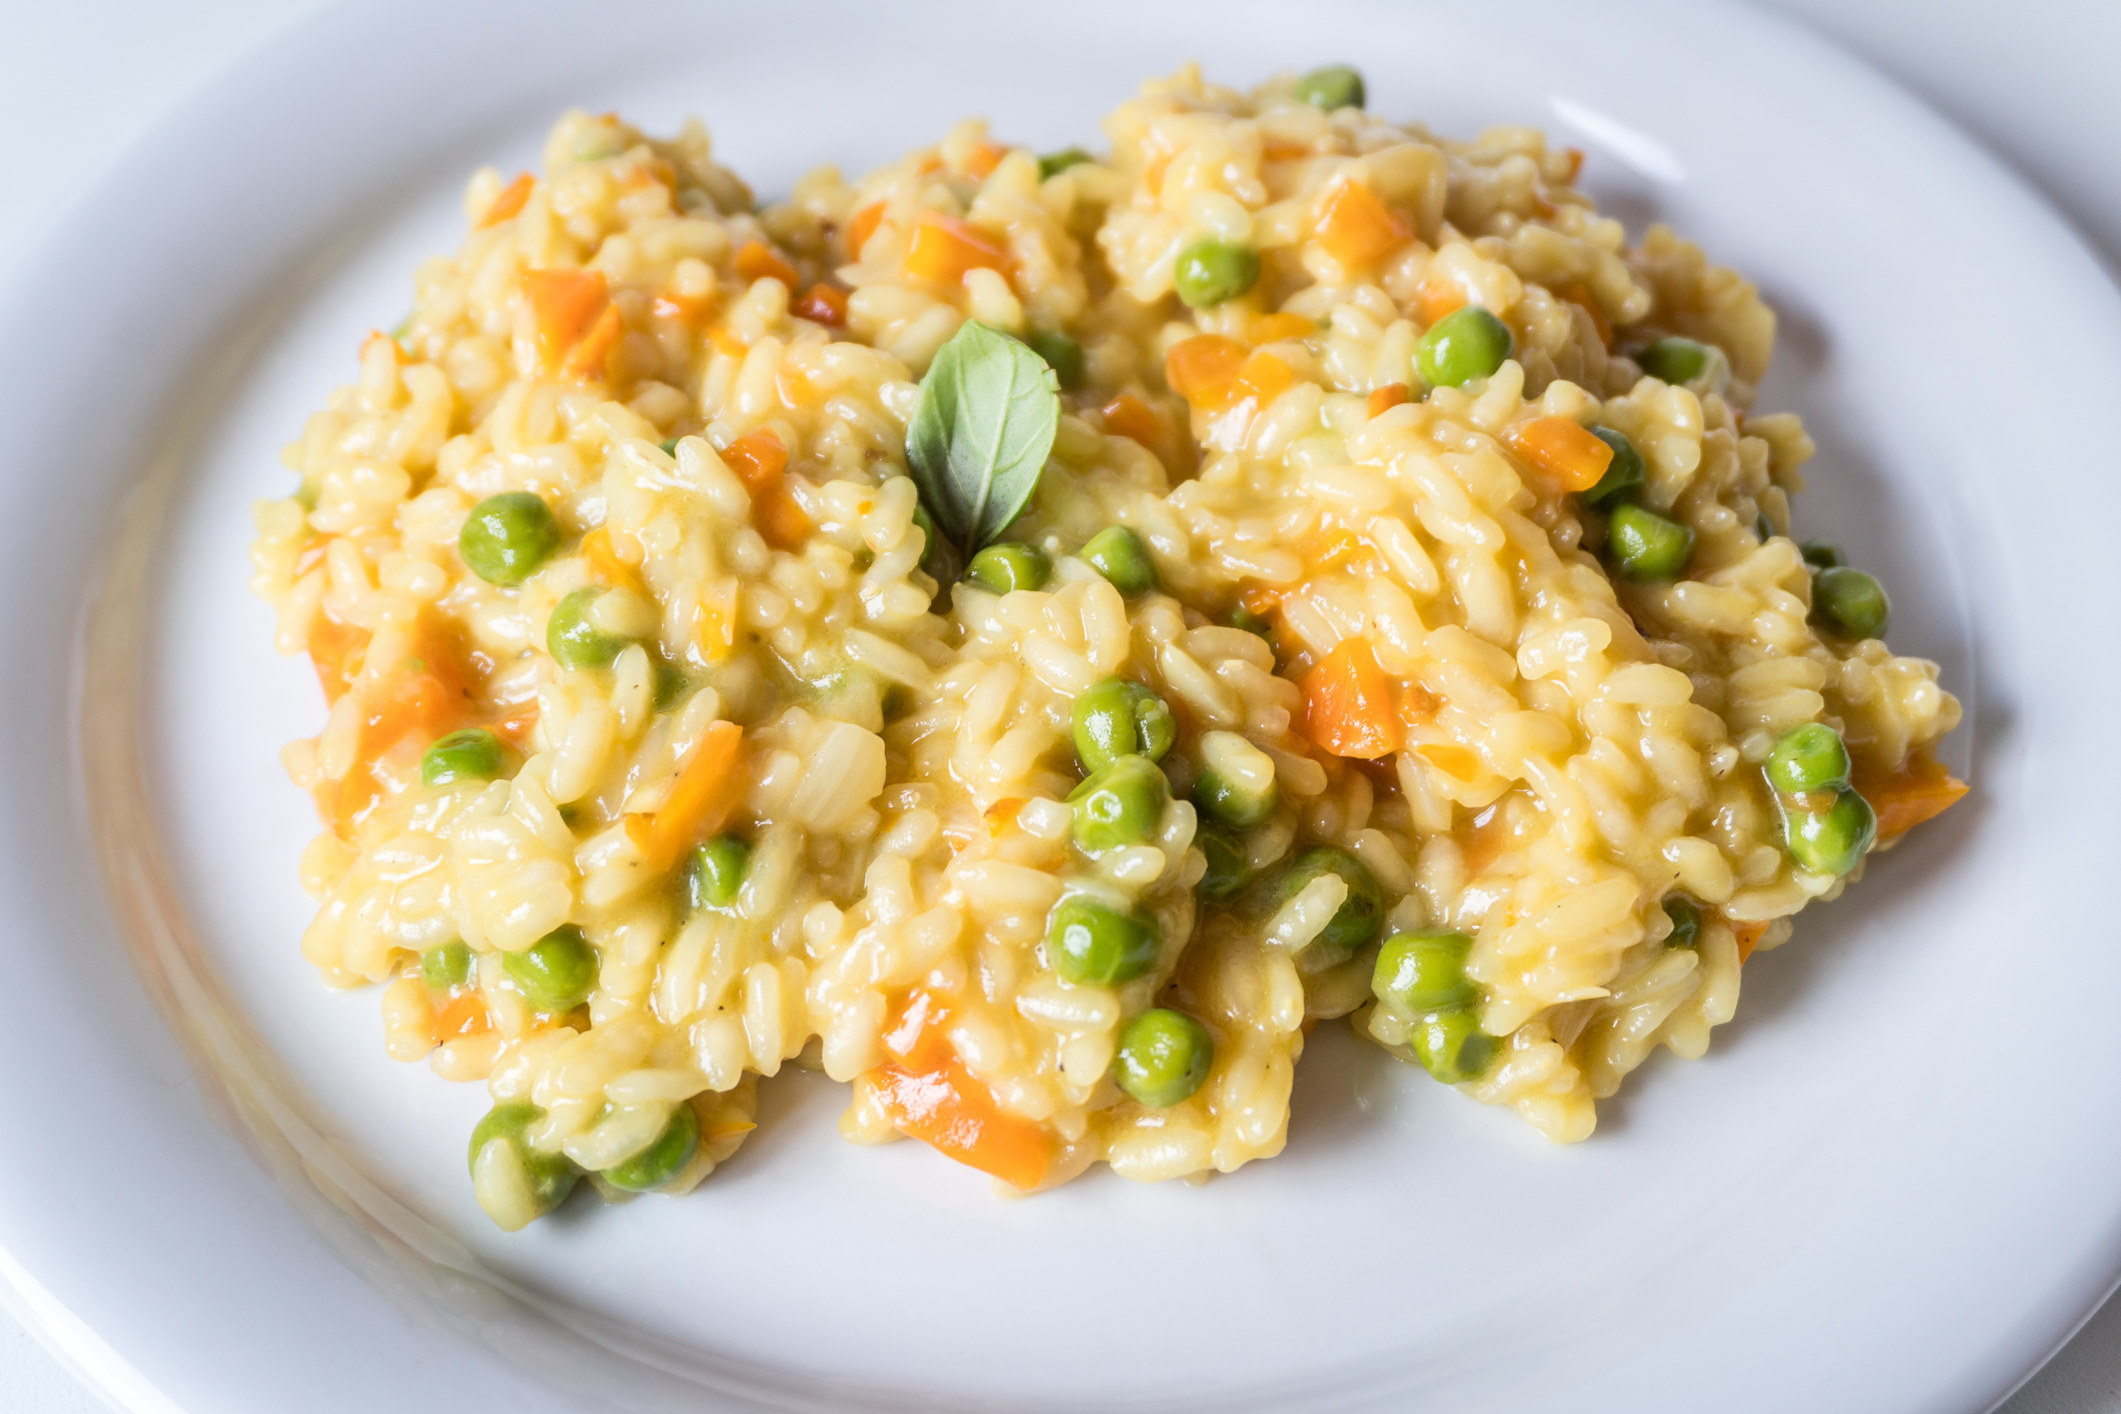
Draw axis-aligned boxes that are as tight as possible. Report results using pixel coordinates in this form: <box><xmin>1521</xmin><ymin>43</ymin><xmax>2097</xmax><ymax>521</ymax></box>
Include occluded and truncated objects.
<box><xmin>3</xmin><ymin>1</ymin><xmax>2117</xmax><ymax>1409</ymax></box>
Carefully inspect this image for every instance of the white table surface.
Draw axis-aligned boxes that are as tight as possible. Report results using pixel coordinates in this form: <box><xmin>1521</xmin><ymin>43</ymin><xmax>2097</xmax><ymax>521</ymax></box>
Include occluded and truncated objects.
<box><xmin>2</xmin><ymin>1</ymin><xmax>2115</xmax><ymax>1409</ymax></box>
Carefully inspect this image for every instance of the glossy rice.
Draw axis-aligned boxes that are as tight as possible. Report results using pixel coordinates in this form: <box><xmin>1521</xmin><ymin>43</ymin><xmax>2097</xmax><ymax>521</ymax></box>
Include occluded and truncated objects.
<box><xmin>250</xmin><ymin>66</ymin><xmax>1963</xmax><ymax>1223</ymax></box>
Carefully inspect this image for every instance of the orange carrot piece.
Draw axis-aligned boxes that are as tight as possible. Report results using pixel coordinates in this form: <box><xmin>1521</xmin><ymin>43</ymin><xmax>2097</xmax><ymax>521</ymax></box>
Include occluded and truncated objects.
<box><xmin>1231</xmin><ymin>350</ymin><xmax>1293</xmax><ymax>410</ymax></box>
<box><xmin>652</xmin><ymin>287</ymin><xmax>715</xmax><ymax>326</ymax></box>
<box><xmin>1414</xmin><ymin>275</ymin><xmax>1465</xmax><ymax>327</ymax></box>
<box><xmin>307</xmin><ymin>611</ymin><xmax>369</xmax><ymax>704</ymax></box>
<box><xmin>1317</xmin><ymin>179</ymin><xmax>1411</xmax><ymax>267</ymax></box>
<box><xmin>1416</xmin><ymin>742</ymin><xmax>1483</xmax><ymax>783</ymax></box>
<box><xmin>1164</xmin><ymin>334</ymin><xmax>1249</xmax><ymax>409</ymax></box>
<box><xmin>323</xmin><ymin>620</ymin><xmax>473</xmax><ymax>835</ymax></box>
<box><xmin>1099</xmin><ymin>393</ymin><xmax>1165</xmax><ymax>451</ymax></box>
<box><xmin>1510</xmin><ymin>416</ymin><xmax>1615</xmax><ymax>492</ymax></box>
<box><xmin>477</xmin><ymin>172</ymin><xmax>535</xmax><ymax>229</ymax></box>
<box><xmin>1302</xmin><ymin>637</ymin><xmax>1404</xmax><ymax>760</ymax></box>
<box><xmin>579</xmin><ymin>526</ymin><xmax>645</xmax><ymax>594</ymax></box>
<box><xmin>1249</xmin><ymin>311</ymin><xmax>1316</xmax><ymax>344</ymax></box>
<box><xmin>962</xmin><ymin>142</ymin><xmax>1006</xmax><ymax>179</ymax></box>
<box><xmin>734</xmin><ymin>239</ymin><xmax>801</xmax><ymax>289</ymax></box>
<box><xmin>523</xmin><ymin>267</ymin><xmax>610</xmax><ymax>377</ymax></box>
<box><xmin>792</xmin><ymin>283</ymin><xmax>849</xmax><ymax>326</ymax></box>
<box><xmin>882</xmin><ymin>988</ymin><xmax>957</xmax><ymax>1073</ymax></box>
<box><xmin>1367</xmin><ymin>382</ymin><xmax>1410</xmax><ymax>418</ymax></box>
<box><xmin>434</xmin><ymin>990</ymin><xmax>493</xmax><ymax>1041</ymax></box>
<box><xmin>1262</xmin><ymin>140</ymin><xmax>1312</xmax><ymax>164</ymax></box>
<box><xmin>628</xmin><ymin>721</ymin><xmax>745</xmax><ymax>874</ymax></box>
<box><xmin>1733</xmin><ymin>919</ymin><xmax>1768</xmax><ymax>964</ymax></box>
<box><xmin>721</xmin><ymin>428</ymin><xmax>788</xmax><ymax>488</ymax></box>
<box><xmin>903</xmin><ymin>212</ymin><xmax>1008</xmax><ymax>286</ymax></box>
<box><xmin>561</xmin><ymin>302</ymin><xmax>623</xmax><ymax>382</ymax></box>
<box><xmin>1857</xmin><ymin>749</ymin><xmax>1970</xmax><ymax>842</ymax></box>
<box><xmin>870</xmin><ymin>1061</ymin><xmax>1051</xmax><ymax>1190</ymax></box>
<box><xmin>846</xmin><ymin>201</ymin><xmax>886</xmax><ymax>257</ymax></box>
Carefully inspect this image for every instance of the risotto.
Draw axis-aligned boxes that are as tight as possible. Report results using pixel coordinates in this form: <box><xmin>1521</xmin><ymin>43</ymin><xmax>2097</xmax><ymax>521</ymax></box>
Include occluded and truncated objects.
<box><xmin>250</xmin><ymin>65</ymin><xmax>1966</xmax><ymax>1230</ymax></box>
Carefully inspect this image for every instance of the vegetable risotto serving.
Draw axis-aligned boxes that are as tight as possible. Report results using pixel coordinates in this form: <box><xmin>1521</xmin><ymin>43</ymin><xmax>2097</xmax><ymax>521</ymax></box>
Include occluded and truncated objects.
<box><xmin>251</xmin><ymin>65</ymin><xmax>1966</xmax><ymax>1230</ymax></box>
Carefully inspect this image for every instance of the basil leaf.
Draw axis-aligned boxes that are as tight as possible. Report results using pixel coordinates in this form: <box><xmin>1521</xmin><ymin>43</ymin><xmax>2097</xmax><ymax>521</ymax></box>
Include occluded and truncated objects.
<box><xmin>905</xmin><ymin>321</ymin><xmax>1059</xmax><ymax>560</ymax></box>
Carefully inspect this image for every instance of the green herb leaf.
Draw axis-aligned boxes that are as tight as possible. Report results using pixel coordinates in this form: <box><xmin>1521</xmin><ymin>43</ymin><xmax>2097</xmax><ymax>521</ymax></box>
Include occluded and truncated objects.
<box><xmin>905</xmin><ymin>321</ymin><xmax>1059</xmax><ymax>561</ymax></box>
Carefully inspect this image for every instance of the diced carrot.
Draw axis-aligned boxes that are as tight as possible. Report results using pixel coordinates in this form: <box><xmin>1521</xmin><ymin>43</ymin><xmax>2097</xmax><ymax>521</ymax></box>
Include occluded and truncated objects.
<box><xmin>1556</xmin><ymin>280</ymin><xmax>1613</xmax><ymax>349</ymax></box>
<box><xmin>882</xmin><ymin>987</ymin><xmax>956</xmax><ymax>1073</ymax></box>
<box><xmin>1262</xmin><ymin>140</ymin><xmax>1312</xmax><ymax>164</ymax></box>
<box><xmin>524</xmin><ymin>267</ymin><xmax>610</xmax><ymax>378</ymax></box>
<box><xmin>307</xmin><ymin>610</ymin><xmax>369</xmax><ymax>704</ymax></box>
<box><xmin>652</xmin><ymin>288</ymin><xmax>714</xmax><ymax>325</ymax></box>
<box><xmin>477</xmin><ymin>172</ymin><xmax>535</xmax><ymax>229</ymax></box>
<box><xmin>1249</xmin><ymin>311</ymin><xmax>1316</xmax><ymax>344</ymax></box>
<box><xmin>1317</xmin><ymin>179</ymin><xmax>1412</xmax><ymax>267</ymax></box>
<box><xmin>1399</xmin><ymin>681</ymin><xmax>1443</xmax><ymax>723</ymax></box>
<box><xmin>433</xmin><ymin>990</ymin><xmax>493</xmax><ymax>1041</ymax></box>
<box><xmin>1312</xmin><ymin>528</ymin><xmax>1381</xmax><ymax>573</ymax></box>
<box><xmin>869</xmin><ymin>1061</ymin><xmax>1051</xmax><ymax>1190</ymax></box>
<box><xmin>1099</xmin><ymin>393</ymin><xmax>1165</xmax><ymax>452</ymax></box>
<box><xmin>1302</xmin><ymin>636</ymin><xmax>1404</xmax><ymax>760</ymax></box>
<box><xmin>718</xmin><ymin>426</ymin><xmax>811</xmax><ymax>549</ymax></box>
<box><xmin>322</xmin><ymin>619</ymin><xmax>473</xmax><ymax>835</ymax></box>
<box><xmin>579</xmin><ymin>526</ymin><xmax>645</xmax><ymax>594</ymax></box>
<box><xmin>734</xmin><ymin>239</ymin><xmax>800</xmax><ymax>289</ymax></box>
<box><xmin>846</xmin><ymin>201</ymin><xmax>886</xmax><ymax>257</ymax></box>
<box><xmin>1367</xmin><ymin>382</ymin><xmax>1410</xmax><ymax>418</ymax></box>
<box><xmin>1510</xmin><ymin>416</ymin><xmax>1615</xmax><ymax>492</ymax></box>
<box><xmin>360</xmin><ymin>329</ymin><xmax>404</xmax><ymax>365</ymax></box>
<box><xmin>490</xmin><ymin>708</ymin><xmax>539</xmax><ymax>747</ymax></box>
<box><xmin>721</xmin><ymin>428</ymin><xmax>788</xmax><ymax>488</ymax></box>
<box><xmin>1733</xmin><ymin>919</ymin><xmax>1768</xmax><ymax>964</ymax></box>
<box><xmin>1856</xmin><ymin>748</ymin><xmax>1970</xmax><ymax>842</ymax></box>
<box><xmin>561</xmin><ymin>302</ymin><xmax>623</xmax><ymax>382</ymax></box>
<box><xmin>962</xmin><ymin>142</ymin><xmax>1006</xmax><ymax>179</ymax></box>
<box><xmin>792</xmin><ymin>283</ymin><xmax>849</xmax><ymax>326</ymax></box>
<box><xmin>627</xmin><ymin>721</ymin><xmax>745</xmax><ymax>874</ymax></box>
<box><xmin>706</xmin><ymin>324</ymin><xmax>750</xmax><ymax>359</ymax></box>
<box><xmin>903</xmin><ymin>212</ymin><xmax>1009</xmax><ymax>286</ymax></box>
<box><xmin>1239</xmin><ymin>584</ymin><xmax>1282</xmax><ymax>617</ymax></box>
<box><xmin>1231</xmin><ymin>350</ymin><xmax>1293</xmax><ymax>410</ymax></box>
<box><xmin>1164</xmin><ymin>334</ymin><xmax>1249</xmax><ymax>410</ymax></box>
<box><xmin>1416</xmin><ymin>742</ymin><xmax>1483</xmax><ymax>783</ymax></box>
<box><xmin>1414</xmin><ymin>275</ymin><xmax>1465</xmax><ymax>327</ymax></box>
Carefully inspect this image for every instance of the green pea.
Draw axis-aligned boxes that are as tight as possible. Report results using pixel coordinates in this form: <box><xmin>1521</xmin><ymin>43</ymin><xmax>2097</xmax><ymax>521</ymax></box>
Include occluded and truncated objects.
<box><xmin>1046</xmin><ymin>895</ymin><xmax>1161</xmax><ymax>986</ymax></box>
<box><xmin>683</xmin><ymin>835</ymin><xmax>751</xmax><ymax>911</ymax></box>
<box><xmin>1800</xmin><ymin>540</ymin><xmax>1844</xmax><ymax>570</ymax></box>
<box><xmin>1409</xmin><ymin>1008</ymin><xmax>1499</xmax><ymax>1084</ymax></box>
<box><xmin>658</xmin><ymin>437</ymin><xmax>681</xmax><ymax>457</ymax></box>
<box><xmin>1038</xmin><ymin>147</ymin><xmax>1095</xmax><ymax>181</ymax></box>
<box><xmin>459</xmin><ymin>492</ymin><xmax>562</xmax><ymax>587</ymax></box>
<box><xmin>1072</xmin><ymin>677</ymin><xmax>1176</xmax><ymax>772</ymax></box>
<box><xmin>1766</xmin><ymin>722</ymin><xmax>1852</xmax><ymax>795</ymax></box>
<box><xmin>1755</xmin><ymin>512</ymin><xmax>1775</xmax><ymax>542</ymax></box>
<box><xmin>1228</xmin><ymin>606</ymin><xmax>1273</xmax><ymax>638</ymax></box>
<box><xmin>1022</xmin><ymin>330</ymin><xmax>1086</xmax><ymax>390</ymax></box>
<box><xmin>1113</xmin><ymin>1008</ymin><xmax>1214</xmax><ymax>1106</ymax></box>
<box><xmin>1271</xmin><ymin>847</ymin><xmax>1384</xmax><ymax>954</ymax></box>
<box><xmin>1194</xmin><ymin>826</ymin><xmax>1255</xmax><ymax>903</ymax></box>
<box><xmin>421</xmin><ymin>941</ymin><xmax>473</xmax><ymax>989</ymax></box>
<box><xmin>1581</xmin><ymin>426</ymin><xmax>1646</xmax><ymax>510</ymax></box>
<box><xmin>1192</xmin><ymin>731</ymin><xmax>1278</xmax><ymax>830</ymax></box>
<box><xmin>1292</xmin><ymin>64</ymin><xmax>1365</xmax><ymax>111</ymax></box>
<box><xmin>504</xmin><ymin>924</ymin><xmax>598</xmax><ymax>1011</ymax></box>
<box><xmin>1662</xmin><ymin>896</ymin><xmax>1701</xmax><ymax>950</ymax></box>
<box><xmin>1173</xmin><ymin>239</ymin><xmax>1260</xmax><ymax>309</ymax></box>
<box><xmin>1373</xmin><ymin>930</ymin><xmax>1476</xmax><ymax>1012</ymax></box>
<box><xmin>1415</xmin><ymin>305</ymin><xmax>1512</xmax><ymax>388</ymax></box>
<box><xmin>1811</xmin><ymin>566</ymin><xmax>1890</xmax><ymax>639</ymax></box>
<box><xmin>421</xmin><ymin>728</ymin><xmax>504</xmax><ymax>788</ymax></box>
<box><xmin>468</xmin><ymin>1102</ymin><xmax>579</xmax><ymax>1214</ymax></box>
<box><xmin>1069</xmin><ymin>755</ymin><xmax>1169</xmax><ymax>854</ymax></box>
<box><xmin>965</xmin><ymin>541</ymin><xmax>1052</xmax><ymax>594</ymax></box>
<box><xmin>602</xmin><ymin>1104</ymin><xmax>699</xmax><ymax>1192</ymax></box>
<box><xmin>1783</xmin><ymin>788</ymin><xmax>1877</xmax><ymax>877</ymax></box>
<box><xmin>548</xmin><ymin>586</ymin><xmax>630</xmax><ymax>669</ymax></box>
<box><xmin>910</xmin><ymin>499</ymin><xmax>960</xmax><ymax>588</ymax></box>
<box><xmin>1606</xmin><ymin>503</ymin><xmax>1695</xmax><ymax>581</ymax></box>
<box><xmin>653</xmin><ymin>661</ymin><xmax>691</xmax><ymax>710</ymax></box>
<box><xmin>1635</xmin><ymin>336</ymin><xmax>1722</xmax><ymax>388</ymax></box>
<box><xmin>1081</xmin><ymin>526</ymin><xmax>1157</xmax><ymax>596</ymax></box>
